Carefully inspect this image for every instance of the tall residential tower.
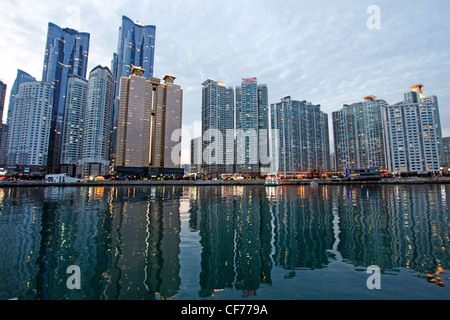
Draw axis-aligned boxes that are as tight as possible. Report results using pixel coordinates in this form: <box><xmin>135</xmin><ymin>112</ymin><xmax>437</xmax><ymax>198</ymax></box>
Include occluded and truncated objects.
<box><xmin>111</xmin><ymin>16</ymin><xmax>156</xmax><ymax>161</ymax></box>
<box><xmin>7</xmin><ymin>82</ymin><xmax>53</xmax><ymax>170</ymax></box>
<box><xmin>235</xmin><ymin>78</ymin><xmax>270</xmax><ymax>176</ymax></box>
<box><xmin>271</xmin><ymin>96</ymin><xmax>330</xmax><ymax>175</ymax></box>
<box><xmin>78</xmin><ymin>66</ymin><xmax>114</xmax><ymax>177</ymax></box>
<box><xmin>42</xmin><ymin>22</ymin><xmax>90</xmax><ymax>171</ymax></box>
<box><xmin>201</xmin><ymin>79</ymin><xmax>234</xmax><ymax>175</ymax></box>
<box><xmin>332</xmin><ymin>96</ymin><xmax>387</xmax><ymax>171</ymax></box>
<box><xmin>383</xmin><ymin>85</ymin><xmax>443</xmax><ymax>174</ymax></box>
<box><xmin>114</xmin><ymin>66</ymin><xmax>183</xmax><ymax>177</ymax></box>
<box><xmin>60</xmin><ymin>75</ymin><xmax>88</xmax><ymax>170</ymax></box>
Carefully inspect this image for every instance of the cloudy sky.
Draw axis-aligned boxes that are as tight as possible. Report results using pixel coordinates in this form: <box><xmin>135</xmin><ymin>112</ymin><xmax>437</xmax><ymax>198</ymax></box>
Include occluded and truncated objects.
<box><xmin>1</xmin><ymin>0</ymin><xmax>449</xmax><ymax>163</ymax></box>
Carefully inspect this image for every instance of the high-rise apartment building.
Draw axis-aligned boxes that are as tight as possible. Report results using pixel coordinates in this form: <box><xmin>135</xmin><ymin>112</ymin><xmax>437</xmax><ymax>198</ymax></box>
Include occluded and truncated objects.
<box><xmin>235</xmin><ymin>78</ymin><xmax>270</xmax><ymax>176</ymax></box>
<box><xmin>42</xmin><ymin>22</ymin><xmax>90</xmax><ymax>171</ymax></box>
<box><xmin>0</xmin><ymin>80</ymin><xmax>6</xmax><ymax>123</ymax></box>
<box><xmin>1</xmin><ymin>70</ymin><xmax>36</xmax><ymax>165</ymax></box>
<box><xmin>190</xmin><ymin>136</ymin><xmax>202</xmax><ymax>174</ymax></box>
<box><xmin>77</xmin><ymin>66</ymin><xmax>114</xmax><ymax>177</ymax></box>
<box><xmin>271</xmin><ymin>96</ymin><xmax>330</xmax><ymax>175</ymax></box>
<box><xmin>7</xmin><ymin>82</ymin><xmax>53</xmax><ymax>170</ymax></box>
<box><xmin>0</xmin><ymin>81</ymin><xmax>6</xmax><ymax>164</ymax></box>
<box><xmin>114</xmin><ymin>67</ymin><xmax>182</xmax><ymax>177</ymax></box>
<box><xmin>161</xmin><ymin>75</ymin><xmax>183</xmax><ymax>169</ymax></box>
<box><xmin>443</xmin><ymin>137</ymin><xmax>450</xmax><ymax>167</ymax></box>
<box><xmin>383</xmin><ymin>85</ymin><xmax>443</xmax><ymax>174</ymax></box>
<box><xmin>332</xmin><ymin>96</ymin><xmax>387</xmax><ymax>171</ymax></box>
<box><xmin>111</xmin><ymin>16</ymin><xmax>156</xmax><ymax>161</ymax></box>
<box><xmin>201</xmin><ymin>79</ymin><xmax>234</xmax><ymax>175</ymax></box>
<box><xmin>60</xmin><ymin>75</ymin><xmax>88</xmax><ymax>169</ymax></box>
<box><xmin>6</xmin><ymin>70</ymin><xmax>36</xmax><ymax>125</ymax></box>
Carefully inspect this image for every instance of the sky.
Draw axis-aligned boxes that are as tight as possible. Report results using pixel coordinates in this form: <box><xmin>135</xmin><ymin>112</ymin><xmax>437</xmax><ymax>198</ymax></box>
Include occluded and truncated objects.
<box><xmin>0</xmin><ymin>0</ymin><xmax>449</xmax><ymax>163</ymax></box>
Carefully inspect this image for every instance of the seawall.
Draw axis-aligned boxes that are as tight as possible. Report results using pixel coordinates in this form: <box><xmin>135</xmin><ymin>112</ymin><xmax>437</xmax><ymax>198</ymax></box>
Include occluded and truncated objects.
<box><xmin>1</xmin><ymin>177</ymin><xmax>450</xmax><ymax>188</ymax></box>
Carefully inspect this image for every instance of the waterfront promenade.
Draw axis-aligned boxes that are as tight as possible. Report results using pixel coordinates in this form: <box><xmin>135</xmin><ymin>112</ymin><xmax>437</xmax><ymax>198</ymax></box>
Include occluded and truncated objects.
<box><xmin>1</xmin><ymin>177</ymin><xmax>450</xmax><ymax>187</ymax></box>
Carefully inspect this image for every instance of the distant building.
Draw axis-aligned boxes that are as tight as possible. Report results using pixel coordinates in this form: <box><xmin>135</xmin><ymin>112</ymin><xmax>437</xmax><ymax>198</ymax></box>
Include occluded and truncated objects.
<box><xmin>383</xmin><ymin>85</ymin><xmax>443</xmax><ymax>174</ymax></box>
<box><xmin>190</xmin><ymin>136</ymin><xmax>202</xmax><ymax>174</ymax></box>
<box><xmin>7</xmin><ymin>81</ymin><xmax>53</xmax><ymax>173</ymax></box>
<box><xmin>0</xmin><ymin>80</ymin><xmax>6</xmax><ymax>165</ymax></box>
<box><xmin>0</xmin><ymin>124</ymin><xmax>8</xmax><ymax>165</ymax></box>
<box><xmin>114</xmin><ymin>66</ymin><xmax>183</xmax><ymax>178</ymax></box>
<box><xmin>271</xmin><ymin>96</ymin><xmax>330</xmax><ymax>174</ymax></box>
<box><xmin>0</xmin><ymin>80</ymin><xmax>6</xmax><ymax>123</ymax></box>
<box><xmin>332</xmin><ymin>96</ymin><xmax>387</xmax><ymax>171</ymax></box>
<box><xmin>443</xmin><ymin>137</ymin><xmax>450</xmax><ymax>167</ymax></box>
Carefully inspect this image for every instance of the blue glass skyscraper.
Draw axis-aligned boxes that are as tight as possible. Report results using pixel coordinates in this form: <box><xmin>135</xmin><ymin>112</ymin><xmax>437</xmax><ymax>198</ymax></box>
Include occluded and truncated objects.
<box><xmin>42</xmin><ymin>22</ymin><xmax>90</xmax><ymax>171</ymax></box>
<box><xmin>110</xmin><ymin>16</ymin><xmax>156</xmax><ymax>161</ymax></box>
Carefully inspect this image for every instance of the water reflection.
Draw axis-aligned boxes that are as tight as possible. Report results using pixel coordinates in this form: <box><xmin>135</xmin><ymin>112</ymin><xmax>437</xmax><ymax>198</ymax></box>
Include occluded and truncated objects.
<box><xmin>0</xmin><ymin>184</ymin><xmax>448</xmax><ymax>300</ymax></box>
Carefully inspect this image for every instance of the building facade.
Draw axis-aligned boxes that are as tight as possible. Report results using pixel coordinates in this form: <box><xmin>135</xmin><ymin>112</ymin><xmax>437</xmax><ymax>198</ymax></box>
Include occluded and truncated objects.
<box><xmin>60</xmin><ymin>75</ymin><xmax>88</xmax><ymax>169</ymax></box>
<box><xmin>1</xmin><ymin>70</ymin><xmax>37</xmax><ymax>165</ymax></box>
<box><xmin>42</xmin><ymin>22</ymin><xmax>90</xmax><ymax>171</ymax></box>
<box><xmin>190</xmin><ymin>136</ymin><xmax>202</xmax><ymax>174</ymax></box>
<box><xmin>0</xmin><ymin>80</ymin><xmax>6</xmax><ymax>123</ymax></box>
<box><xmin>7</xmin><ymin>82</ymin><xmax>53</xmax><ymax>171</ymax></box>
<box><xmin>235</xmin><ymin>78</ymin><xmax>270</xmax><ymax>176</ymax></box>
<box><xmin>111</xmin><ymin>16</ymin><xmax>156</xmax><ymax>162</ymax></box>
<box><xmin>201</xmin><ymin>79</ymin><xmax>234</xmax><ymax>175</ymax></box>
<box><xmin>77</xmin><ymin>65</ymin><xmax>114</xmax><ymax>177</ymax></box>
<box><xmin>383</xmin><ymin>85</ymin><xmax>443</xmax><ymax>174</ymax></box>
<box><xmin>332</xmin><ymin>96</ymin><xmax>387</xmax><ymax>171</ymax></box>
<box><xmin>0</xmin><ymin>81</ymin><xmax>6</xmax><ymax>165</ymax></box>
<box><xmin>6</xmin><ymin>70</ymin><xmax>36</xmax><ymax>126</ymax></box>
<box><xmin>442</xmin><ymin>137</ymin><xmax>450</xmax><ymax>167</ymax></box>
<box><xmin>114</xmin><ymin>67</ymin><xmax>182</xmax><ymax>177</ymax></box>
<box><xmin>271</xmin><ymin>96</ymin><xmax>330</xmax><ymax>174</ymax></box>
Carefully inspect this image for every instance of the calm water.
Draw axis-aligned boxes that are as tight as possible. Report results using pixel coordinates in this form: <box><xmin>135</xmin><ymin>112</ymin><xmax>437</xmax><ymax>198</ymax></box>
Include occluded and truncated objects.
<box><xmin>0</xmin><ymin>184</ymin><xmax>449</xmax><ymax>300</ymax></box>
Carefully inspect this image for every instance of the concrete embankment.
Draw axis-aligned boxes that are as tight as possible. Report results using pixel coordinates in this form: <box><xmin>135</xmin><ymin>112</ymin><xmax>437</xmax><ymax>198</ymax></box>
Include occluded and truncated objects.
<box><xmin>1</xmin><ymin>177</ymin><xmax>450</xmax><ymax>188</ymax></box>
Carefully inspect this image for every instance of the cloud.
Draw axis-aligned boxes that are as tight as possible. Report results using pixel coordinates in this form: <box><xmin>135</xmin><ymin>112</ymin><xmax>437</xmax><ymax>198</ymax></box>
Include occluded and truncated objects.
<box><xmin>1</xmin><ymin>0</ymin><xmax>449</xmax><ymax>155</ymax></box>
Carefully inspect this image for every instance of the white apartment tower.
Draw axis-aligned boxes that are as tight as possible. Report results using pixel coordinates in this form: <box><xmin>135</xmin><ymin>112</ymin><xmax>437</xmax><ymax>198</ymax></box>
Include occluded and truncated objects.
<box><xmin>383</xmin><ymin>85</ymin><xmax>443</xmax><ymax>174</ymax></box>
<box><xmin>78</xmin><ymin>65</ymin><xmax>114</xmax><ymax>177</ymax></box>
<box><xmin>60</xmin><ymin>75</ymin><xmax>88</xmax><ymax>166</ymax></box>
<box><xmin>7</xmin><ymin>81</ymin><xmax>53</xmax><ymax>167</ymax></box>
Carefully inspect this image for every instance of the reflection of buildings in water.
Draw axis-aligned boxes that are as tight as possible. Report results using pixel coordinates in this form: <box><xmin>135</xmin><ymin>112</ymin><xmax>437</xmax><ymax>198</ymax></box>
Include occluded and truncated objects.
<box><xmin>197</xmin><ymin>187</ymin><xmax>235</xmax><ymax>297</ymax></box>
<box><xmin>271</xmin><ymin>186</ymin><xmax>335</xmax><ymax>270</ymax></box>
<box><xmin>0</xmin><ymin>188</ymin><xmax>42</xmax><ymax>300</ymax></box>
<box><xmin>107</xmin><ymin>186</ymin><xmax>181</xmax><ymax>300</ymax></box>
<box><xmin>39</xmin><ymin>186</ymin><xmax>110</xmax><ymax>300</ymax></box>
<box><xmin>191</xmin><ymin>184</ymin><xmax>450</xmax><ymax>296</ymax></box>
<box><xmin>1</xmin><ymin>184</ymin><xmax>448</xmax><ymax>299</ymax></box>
<box><xmin>235</xmin><ymin>188</ymin><xmax>272</xmax><ymax>295</ymax></box>
<box><xmin>192</xmin><ymin>187</ymin><xmax>272</xmax><ymax>298</ymax></box>
<box><xmin>145</xmin><ymin>194</ymin><xmax>181</xmax><ymax>300</ymax></box>
<box><xmin>337</xmin><ymin>185</ymin><xmax>450</xmax><ymax>274</ymax></box>
<box><xmin>0</xmin><ymin>187</ymin><xmax>113</xmax><ymax>299</ymax></box>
